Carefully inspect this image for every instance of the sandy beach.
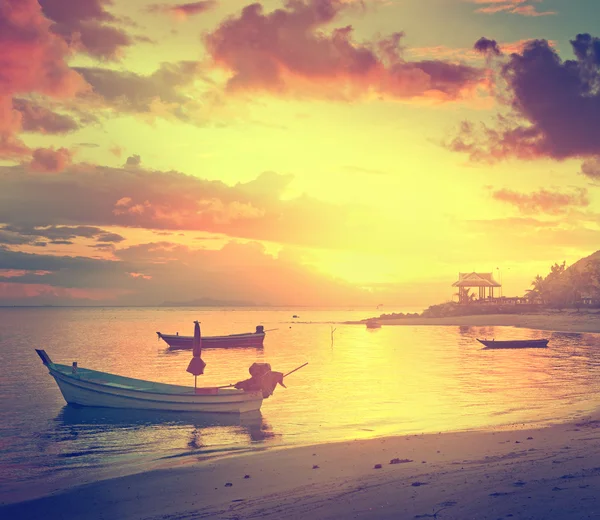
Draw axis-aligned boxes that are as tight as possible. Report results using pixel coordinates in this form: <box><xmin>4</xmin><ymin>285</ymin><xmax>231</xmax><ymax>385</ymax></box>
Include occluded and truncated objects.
<box><xmin>353</xmin><ymin>312</ymin><xmax>600</xmax><ymax>334</ymax></box>
<box><xmin>4</xmin><ymin>311</ymin><xmax>600</xmax><ymax>519</ymax></box>
<box><xmin>3</xmin><ymin>412</ymin><xmax>600</xmax><ymax>520</ymax></box>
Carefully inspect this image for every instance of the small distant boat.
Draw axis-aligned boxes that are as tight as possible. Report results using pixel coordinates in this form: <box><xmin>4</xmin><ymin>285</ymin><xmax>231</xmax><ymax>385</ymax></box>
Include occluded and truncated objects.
<box><xmin>35</xmin><ymin>350</ymin><xmax>287</xmax><ymax>414</ymax></box>
<box><xmin>477</xmin><ymin>339</ymin><xmax>549</xmax><ymax>349</ymax></box>
<box><xmin>157</xmin><ymin>325</ymin><xmax>265</xmax><ymax>350</ymax></box>
<box><xmin>365</xmin><ymin>319</ymin><xmax>381</xmax><ymax>329</ymax></box>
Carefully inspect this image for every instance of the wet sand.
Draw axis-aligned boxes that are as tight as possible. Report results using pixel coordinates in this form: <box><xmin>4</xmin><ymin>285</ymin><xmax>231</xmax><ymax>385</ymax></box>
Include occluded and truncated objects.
<box><xmin>352</xmin><ymin>312</ymin><xmax>600</xmax><ymax>334</ymax></box>
<box><xmin>3</xmin><ymin>414</ymin><xmax>600</xmax><ymax>519</ymax></box>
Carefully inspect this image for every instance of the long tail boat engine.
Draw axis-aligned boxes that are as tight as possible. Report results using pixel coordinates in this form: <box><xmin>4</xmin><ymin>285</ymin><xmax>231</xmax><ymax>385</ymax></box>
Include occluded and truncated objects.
<box><xmin>234</xmin><ymin>362</ymin><xmax>286</xmax><ymax>398</ymax></box>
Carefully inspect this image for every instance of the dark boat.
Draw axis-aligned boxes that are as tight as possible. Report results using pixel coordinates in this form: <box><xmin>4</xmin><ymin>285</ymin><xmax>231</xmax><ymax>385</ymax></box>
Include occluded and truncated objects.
<box><xmin>365</xmin><ymin>319</ymin><xmax>381</xmax><ymax>329</ymax></box>
<box><xmin>477</xmin><ymin>338</ymin><xmax>549</xmax><ymax>349</ymax></box>
<box><xmin>157</xmin><ymin>325</ymin><xmax>266</xmax><ymax>350</ymax></box>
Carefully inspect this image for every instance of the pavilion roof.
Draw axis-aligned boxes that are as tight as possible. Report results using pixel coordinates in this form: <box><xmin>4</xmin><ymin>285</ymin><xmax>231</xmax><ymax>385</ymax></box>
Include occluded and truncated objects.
<box><xmin>451</xmin><ymin>272</ymin><xmax>501</xmax><ymax>287</ymax></box>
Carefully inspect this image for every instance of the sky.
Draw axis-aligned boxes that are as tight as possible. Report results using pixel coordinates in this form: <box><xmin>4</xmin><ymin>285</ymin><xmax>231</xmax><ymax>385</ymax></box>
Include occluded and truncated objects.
<box><xmin>0</xmin><ymin>0</ymin><xmax>599</xmax><ymax>307</ymax></box>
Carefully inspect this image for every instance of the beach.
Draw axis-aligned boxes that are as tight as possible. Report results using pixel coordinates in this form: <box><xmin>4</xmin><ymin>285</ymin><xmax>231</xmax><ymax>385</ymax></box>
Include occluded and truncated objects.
<box><xmin>3</xmin><ymin>413</ymin><xmax>600</xmax><ymax>519</ymax></box>
<box><xmin>354</xmin><ymin>311</ymin><xmax>600</xmax><ymax>335</ymax></box>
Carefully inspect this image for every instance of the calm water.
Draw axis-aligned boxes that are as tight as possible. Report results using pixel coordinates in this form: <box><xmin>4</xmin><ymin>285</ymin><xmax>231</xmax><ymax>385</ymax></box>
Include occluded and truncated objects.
<box><xmin>2</xmin><ymin>307</ymin><xmax>600</xmax><ymax>504</ymax></box>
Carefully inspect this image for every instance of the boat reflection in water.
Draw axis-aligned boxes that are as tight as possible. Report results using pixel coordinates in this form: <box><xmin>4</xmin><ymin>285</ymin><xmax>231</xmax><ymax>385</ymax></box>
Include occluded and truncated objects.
<box><xmin>45</xmin><ymin>405</ymin><xmax>276</xmax><ymax>469</ymax></box>
<box><xmin>56</xmin><ymin>405</ymin><xmax>273</xmax><ymax>437</ymax></box>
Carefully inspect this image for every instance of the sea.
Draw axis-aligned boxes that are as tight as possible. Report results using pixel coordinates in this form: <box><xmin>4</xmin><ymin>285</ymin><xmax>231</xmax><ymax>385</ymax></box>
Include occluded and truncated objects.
<box><xmin>2</xmin><ymin>306</ymin><xmax>600</xmax><ymax>505</ymax></box>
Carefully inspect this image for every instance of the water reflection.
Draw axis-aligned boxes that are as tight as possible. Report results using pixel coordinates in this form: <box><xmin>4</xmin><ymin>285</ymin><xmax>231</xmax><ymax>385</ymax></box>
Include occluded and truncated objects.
<box><xmin>54</xmin><ymin>405</ymin><xmax>275</xmax><ymax>443</ymax></box>
<box><xmin>458</xmin><ymin>325</ymin><xmax>473</xmax><ymax>336</ymax></box>
<box><xmin>57</xmin><ymin>405</ymin><xmax>263</xmax><ymax>430</ymax></box>
<box><xmin>29</xmin><ymin>405</ymin><xmax>278</xmax><ymax>479</ymax></box>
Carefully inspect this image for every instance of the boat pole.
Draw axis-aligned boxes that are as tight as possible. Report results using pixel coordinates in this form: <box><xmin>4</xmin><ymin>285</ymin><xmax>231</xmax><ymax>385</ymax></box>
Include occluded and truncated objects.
<box><xmin>283</xmin><ymin>362</ymin><xmax>308</xmax><ymax>379</ymax></box>
<box><xmin>217</xmin><ymin>362</ymin><xmax>308</xmax><ymax>389</ymax></box>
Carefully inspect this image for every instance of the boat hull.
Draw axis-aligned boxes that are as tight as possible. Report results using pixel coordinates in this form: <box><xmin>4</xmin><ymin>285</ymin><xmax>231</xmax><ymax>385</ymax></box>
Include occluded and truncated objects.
<box><xmin>44</xmin><ymin>364</ymin><xmax>263</xmax><ymax>414</ymax></box>
<box><xmin>477</xmin><ymin>339</ymin><xmax>549</xmax><ymax>349</ymax></box>
<box><xmin>157</xmin><ymin>331</ymin><xmax>265</xmax><ymax>350</ymax></box>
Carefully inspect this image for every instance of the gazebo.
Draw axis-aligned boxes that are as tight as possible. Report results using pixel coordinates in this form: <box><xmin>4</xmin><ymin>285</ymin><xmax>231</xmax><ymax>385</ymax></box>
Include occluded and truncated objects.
<box><xmin>452</xmin><ymin>272</ymin><xmax>501</xmax><ymax>303</ymax></box>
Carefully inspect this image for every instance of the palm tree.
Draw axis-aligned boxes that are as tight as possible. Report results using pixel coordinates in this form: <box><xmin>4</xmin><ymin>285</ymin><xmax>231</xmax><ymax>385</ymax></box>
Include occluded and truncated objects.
<box><xmin>455</xmin><ymin>287</ymin><xmax>477</xmax><ymax>304</ymax></box>
<box><xmin>526</xmin><ymin>275</ymin><xmax>545</xmax><ymax>303</ymax></box>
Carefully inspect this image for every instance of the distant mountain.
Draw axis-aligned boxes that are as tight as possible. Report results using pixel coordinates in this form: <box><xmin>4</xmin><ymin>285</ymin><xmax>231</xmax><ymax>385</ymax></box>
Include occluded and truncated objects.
<box><xmin>158</xmin><ymin>297</ymin><xmax>260</xmax><ymax>307</ymax></box>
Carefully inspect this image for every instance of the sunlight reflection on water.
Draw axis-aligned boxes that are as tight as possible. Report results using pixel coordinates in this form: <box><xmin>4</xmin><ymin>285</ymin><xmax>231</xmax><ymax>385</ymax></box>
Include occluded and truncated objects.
<box><xmin>1</xmin><ymin>307</ymin><xmax>600</xmax><ymax>502</ymax></box>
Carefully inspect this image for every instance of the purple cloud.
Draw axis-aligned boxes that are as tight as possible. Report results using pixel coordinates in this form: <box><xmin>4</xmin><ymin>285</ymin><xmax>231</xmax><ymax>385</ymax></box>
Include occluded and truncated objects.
<box><xmin>450</xmin><ymin>34</ymin><xmax>600</xmax><ymax>162</ymax></box>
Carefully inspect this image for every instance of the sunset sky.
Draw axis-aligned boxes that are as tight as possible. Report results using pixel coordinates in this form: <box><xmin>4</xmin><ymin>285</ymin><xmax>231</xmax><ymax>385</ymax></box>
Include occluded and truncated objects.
<box><xmin>0</xmin><ymin>0</ymin><xmax>599</xmax><ymax>307</ymax></box>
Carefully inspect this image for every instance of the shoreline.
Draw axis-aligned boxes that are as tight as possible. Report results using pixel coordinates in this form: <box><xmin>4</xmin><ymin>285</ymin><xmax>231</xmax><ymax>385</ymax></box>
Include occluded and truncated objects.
<box><xmin>347</xmin><ymin>312</ymin><xmax>600</xmax><ymax>334</ymax></box>
<box><xmin>3</xmin><ymin>410</ymin><xmax>600</xmax><ymax>519</ymax></box>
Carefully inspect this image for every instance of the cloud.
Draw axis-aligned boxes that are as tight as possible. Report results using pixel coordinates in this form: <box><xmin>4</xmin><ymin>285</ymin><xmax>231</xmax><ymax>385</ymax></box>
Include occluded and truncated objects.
<box><xmin>96</xmin><ymin>232</ymin><xmax>125</xmax><ymax>243</ymax></box>
<box><xmin>491</xmin><ymin>188</ymin><xmax>589</xmax><ymax>215</ymax></box>
<box><xmin>39</xmin><ymin>0</ymin><xmax>133</xmax><ymax>60</ymax></box>
<box><xmin>581</xmin><ymin>158</ymin><xmax>600</xmax><ymax>180</ymax></box>
<box><xmin>204</xmin><ymin>0</ymin><xmax>484</xmax><ymax>102</ymax></box>
<box><xmin>449</xmin><ymin>34</ymin><xmax>600</xmax><ymax>162</ymax></box>
<box><xmin>147</xmin><ymin>1</ymin><xmax>218</xmax><ymax>20</ymax></box>
<box><xmin>0</xmin><ymin>241</ymin><xmax>400</xmax><ymax>306</ymax></box>
<box><xmin>474</xmin><ymin>37</ymin><xmax>502</xmax><ymax>56</ymax></box>
<box><xmin>72</xmin><ymin>62</ymin><xmax>216</xmax><ymax>123</ymax></box>
<box><xmin>125</xmin><ymin>154</ymin><xmax>141</xmax><ymax>167</ymax></box>
<box><xmin>0</xmin><ymin>164</ymin><xmax>370</xmax><ymax>250</ymax></box>
<box><xmin>469</xmin><ymin>0</ymin><xmax>556</xmax><ymax>16</ymax></box>
<box><xmin>0</xmin><ymin>0</ymin><xmax>88</xmax><ymax>159</ymax></box>
<box><xmin>0</xmin><ymin>282</ymin><xmax>126</xmax><ymax>303</ymax></box>
<box><xmin>12</xmin><ymin>99</ymin><xmax>79</xmax><ymax>134</ymax></box>
<box><xmin>0</xmin><ymin>247</ymin><xmax>131</xmax><ymax>288</ymax></box>
<box><xmin>0</xmin><ymin>224</ymin><xmax>125</xmax><ymax>247</ymax></box>
<box><xmin>29</xmin><ymin>147</ymin><xmax>73</xmax><ymax>173</ymax></box>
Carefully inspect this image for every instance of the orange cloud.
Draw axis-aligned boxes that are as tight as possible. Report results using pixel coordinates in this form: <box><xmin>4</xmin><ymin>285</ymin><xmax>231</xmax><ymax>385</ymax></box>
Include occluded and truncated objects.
<box><xmin>0</xmin><ymin>0</ymin><xmax>88</xmax><ymax>159</ymax></box>
<box><xmin>0</xmin><ymin>165</ymin><xmax>368</xmax><ymax>251</ymax></box>
<box><xmin>469</xmin><ymin>0</ymin><xmax>556</xmax><ymax>16</ymax></box>
<box><xmin>491</xmin><ymin>188</ymin><xmax>590</xmax><ymax>215</ymax></box>
<box><xmin>0</xmin><ymin>269</ymin><xmax>51</xmax><ymax>278</ymax></box>
<box><xmin>29</xmin><ymin>147</ymin><xmax>73</xmax><ymax>173</ymax></box>
<box><xmin>128</xmin><ymin>272</ymin><xmax>152</xmax><ymax>280</ymax></box>
<box><xmin>204</xmin><ymin>1</ymin><xmax>484</xmax><ymax>102</ymax></box>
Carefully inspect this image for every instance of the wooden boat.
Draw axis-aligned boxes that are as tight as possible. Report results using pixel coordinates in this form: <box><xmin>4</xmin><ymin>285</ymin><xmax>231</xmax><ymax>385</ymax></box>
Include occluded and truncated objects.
<box><xmin>477</xmin><ymin>338</ymin><xmax>549</xmax><ymax>349</ymax></box>
<box><xmin>35</xmin><ymin>350</ymin><xmax>268</xmax><ymax>414</ymax></box>
<box><xmin>157</xmin><ymin>325</ymin><xmax>265</xmax><ymax>350</ymax></box>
